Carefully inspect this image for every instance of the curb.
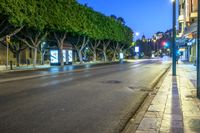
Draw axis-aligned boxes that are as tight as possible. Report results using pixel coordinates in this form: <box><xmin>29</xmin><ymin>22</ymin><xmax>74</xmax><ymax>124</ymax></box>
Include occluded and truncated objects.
<box><xmin>121</xmin><ymin>65</ymin><xmax>171</xmax><ymax>133</ymax></box>
<box><xmin>0</xmin><ymin>61</ymin><xmax>130</xmax><ymax>83</ymax></box>
<box><xmin>0</xmin><ymin>61</ymin><xmax>125</xmax><ymax>74</ymax></box>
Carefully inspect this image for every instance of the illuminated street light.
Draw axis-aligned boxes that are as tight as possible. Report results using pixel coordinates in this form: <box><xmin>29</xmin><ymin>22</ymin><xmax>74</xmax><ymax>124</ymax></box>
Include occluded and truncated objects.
<box><xmin>135</xmin><ymin>32</ymin><xmax>139</xmax><ymax>37</ymax></box>
<box><xmin>134</xmin><ymin>32</ymin><xmax>140</xmax><ymax>42</ymax></box>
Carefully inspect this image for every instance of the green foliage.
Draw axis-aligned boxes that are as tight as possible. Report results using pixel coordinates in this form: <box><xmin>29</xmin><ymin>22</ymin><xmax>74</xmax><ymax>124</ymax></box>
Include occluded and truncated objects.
<box><xmin>0</xmin><ymin>0</ymin><xmax>133</xmax><ymax>48</ymax></box>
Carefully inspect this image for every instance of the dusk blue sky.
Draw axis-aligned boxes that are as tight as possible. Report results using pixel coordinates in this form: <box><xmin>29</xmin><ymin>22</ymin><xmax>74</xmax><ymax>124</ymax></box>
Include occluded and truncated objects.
<box><xmin>77</xmin><ymin>0</ymin><xmax>174</xmax><ymax>39</ymax></box>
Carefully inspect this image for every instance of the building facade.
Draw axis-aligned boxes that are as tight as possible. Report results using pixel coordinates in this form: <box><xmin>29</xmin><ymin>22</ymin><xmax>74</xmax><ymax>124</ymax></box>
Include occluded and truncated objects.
<box><xmin>178</xmin><ymin>0</ymin><xmax>198</xmax><ymax>64</ymax></box>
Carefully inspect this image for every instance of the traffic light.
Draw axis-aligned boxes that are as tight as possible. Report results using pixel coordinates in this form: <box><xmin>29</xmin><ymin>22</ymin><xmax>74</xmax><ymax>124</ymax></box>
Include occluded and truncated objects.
<box><xmin>162</xmin><ymin>41</ymin><xmax>169</xmax><ymax>48</ymax></box>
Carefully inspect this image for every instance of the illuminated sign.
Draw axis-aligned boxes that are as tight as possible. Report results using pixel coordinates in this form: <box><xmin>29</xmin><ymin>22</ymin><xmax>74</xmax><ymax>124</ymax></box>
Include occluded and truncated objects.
<box><xmin>120</xmin><ymin>53</ymin><xmax>124</xmax><ymax>59</ymax></box>
<box><xmin>135</xmin><ymin>47</ymin><xmax>139</xmax><ymax>52</ymax></box>
<box><xmin>68</xmin><ymin>50</ymin><xmax>73</xmax><ymax>62</ymax></box>
<box><xmin>50</xmin><ymin>50</ymin><xmax>58</xmax><ymax>63</ymax></box>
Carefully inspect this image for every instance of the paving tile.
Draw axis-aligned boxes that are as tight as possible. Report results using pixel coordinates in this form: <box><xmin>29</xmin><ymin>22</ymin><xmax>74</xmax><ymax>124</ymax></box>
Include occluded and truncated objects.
<box><xmin>184</xmin><ymin>116</ymin><xmax>200</xmax><ymax>130</ymax></box>
<box><xmin>159</xmin><ymin>127</ymin><xmax>171</xmax><ymax>133</ymax></box>
<box><xmin>137</xmin><ymin>117</ymin><xmax>161</xmax><ymax>131</ymax></box>
<box><xmin>164</xmin><ymin>107</ymin><xmax>182</xmax><ymax>114</ymax></box>
<box><xmin>184</xmin><ymin>128</ymin><xmax>200</xmax><ymax>133</ymax></box>
<box><xmin>182</xmin><ymin>106</ymin><xmax>200</xmax><ymax>112</ymax></box>
<box><xmin>144</xmin><ymin>111</ymin><xmax>162</xmax><ymax>118</ymax></box>
<box><xmin>161</xmin><ymin>125</ymin><xmax>184</xmax><ymax>133</ymax></box>
<box><xmin>136</xmin><ymin>64</ymin><xmax>200</xmax><ymax>133</ymax></box>
<box><xmin>135</xmin><ymin>129</ymin><xmax>158</xmax><ymax>133</ymax></box>
<box><xmin>160</xmin><ymin>120</ymin><xmax>183</xmax><ymax>129</ymax></box>
<box><xmin>183</xmin><ymin>111</ymin><xmax>200</xmax><ymax>116</ymax></box>
<box><xmin>162</xmin><ymin>114</ymin><xmax>183</xmax><ymax>121</ymax></box>
<box><xmin>148</xmin><ymin>105</ymin><xmax>165</xmax><ymax>112</ymax></box>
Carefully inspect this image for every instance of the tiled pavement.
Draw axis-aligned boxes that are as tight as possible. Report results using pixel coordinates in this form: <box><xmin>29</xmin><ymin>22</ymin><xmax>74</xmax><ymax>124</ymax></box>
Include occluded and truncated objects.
<box><xmin>135</xmin><ymin>63</ymin><xmax>200</xmax><ymax>133</ymax></box>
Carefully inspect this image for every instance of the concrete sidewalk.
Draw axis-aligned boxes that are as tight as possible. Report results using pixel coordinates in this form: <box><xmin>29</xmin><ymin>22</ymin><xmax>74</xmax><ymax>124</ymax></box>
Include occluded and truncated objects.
<box><xmin>135</xmin><ymin>63</ymin><xmax>200</xmax><ymax>133</ymax></box>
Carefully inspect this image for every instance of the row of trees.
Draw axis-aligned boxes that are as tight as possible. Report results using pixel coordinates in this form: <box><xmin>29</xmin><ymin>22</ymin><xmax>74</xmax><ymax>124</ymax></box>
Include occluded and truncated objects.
<box><xmin>0</xmin><ymin>0</ymin><xmax>133</xmax><ymax>67</ymax></box>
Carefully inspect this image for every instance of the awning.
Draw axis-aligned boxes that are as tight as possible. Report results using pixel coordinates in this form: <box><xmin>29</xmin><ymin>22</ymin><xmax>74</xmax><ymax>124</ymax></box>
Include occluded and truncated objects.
<box><xmin>176</xmin><ymin>37</ymin><xmax>188</xmax><ymax>47</ymax></box>
<box><xmin>176</xmin><ymin>37</ymin><xmax>195</xmax><ymax>47</ymax></box>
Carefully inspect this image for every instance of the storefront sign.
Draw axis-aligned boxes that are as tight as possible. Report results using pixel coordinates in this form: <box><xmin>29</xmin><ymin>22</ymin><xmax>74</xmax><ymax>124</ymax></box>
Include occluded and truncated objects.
<box><xmin>50</xmin><ymin>50</ymin><xmax>58</xmax><ymax>63</ymax></box>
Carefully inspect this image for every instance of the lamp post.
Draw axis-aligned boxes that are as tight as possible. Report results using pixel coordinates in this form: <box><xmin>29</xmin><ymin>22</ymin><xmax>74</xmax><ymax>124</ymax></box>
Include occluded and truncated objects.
<box><xmin>172</xmin><ymin>0</ymin><xmax>176</xmax><ymax>76</ymax></box>
<box><xmin>197</xmin><ymin>0</ymin><xmax>200</xmax><ymax>98</ymax></box>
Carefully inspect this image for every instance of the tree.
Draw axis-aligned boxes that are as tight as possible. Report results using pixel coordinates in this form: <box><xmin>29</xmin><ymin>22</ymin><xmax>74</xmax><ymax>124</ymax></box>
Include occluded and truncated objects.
<box><xmin>17</xmin><ymin>29</ymin><xmax>47</xmax><ymax>68</ymax></box>
<box><xmin>8</xmin><ymin>39</ymin><xmax>27</xmax><ymax>66</ymax></box>
<box><xmin>88</xmin><ymin>40</ymin><xmax>100</xmax><ymax>62</ymax></box>
<box><xmin>0</xmin><ymin>0</ymin><xmax>26</xmax><ymax>43</ymax></box>
<box><xmin>73</xmin><ymin>36</ymin><xmax>90</xmax><ymax>63</ymax></box>
<box><xmin>117</xmin><ymin>17</ymin><xmax>125</xmax><ymax>25</ymax></box>
<box><xmin>15</xmin><ymin>0</ymin><xmax>48</xmax><ymax>68</ymax></box>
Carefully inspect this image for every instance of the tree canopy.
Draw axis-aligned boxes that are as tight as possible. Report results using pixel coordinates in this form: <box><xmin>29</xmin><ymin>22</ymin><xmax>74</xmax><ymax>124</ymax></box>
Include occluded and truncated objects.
<box><xmin>0</xmin><ymin>0</ymin><xmax>133</xmax><ymax>64</ymax></box>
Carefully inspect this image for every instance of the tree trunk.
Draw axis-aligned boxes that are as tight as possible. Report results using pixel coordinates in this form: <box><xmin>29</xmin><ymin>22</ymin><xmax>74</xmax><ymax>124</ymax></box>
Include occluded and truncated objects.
<box><xmin>84</xmin><ymin>49</ymin><xmax>87</xmax><ymax>61</ymax></box>
<box><xmin>112</xmin><ymin>52</ymin><xmax>116</xmax><ymax>61</ymax></box>
<box><xmin>74</xmin><ymin>51</ymin><xmax>78</xmax><ymax>62</ymax></box>
<box><xmin>103</xmin><ymin>50</ymin><xmax>107</xmax><ymax>62</ymax></box>
<box><xmin>33</xmin><ymin>48</ymin><xmax>37</xmax><ymax>68</ymax></box>
<box><xmin>78</xmin><ymin>50</ymin><xmax>83</xmax><ymax>64</ymax></box>
<box><xmin>16</xmin><ymin>52</ymin><xmax>20</xmax><ymax>67</ymax></box>
<box><xmin>41</xmin><ymin>52</ymin><xmax>45</xmax><ymax>65</ymax></box>
<box><xmin>60</xmin><ymin>48</ymin><xmax>64</xmax><ymax>66</ymax></box>
<box><xmin>93</xmin><ymin>51</ymin><xmax>97</xmax><ymax>62</ymax></box>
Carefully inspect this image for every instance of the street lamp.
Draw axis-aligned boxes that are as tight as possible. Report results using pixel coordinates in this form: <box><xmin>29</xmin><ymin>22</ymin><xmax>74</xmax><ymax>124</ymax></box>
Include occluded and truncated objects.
<box><xmin>197</xmin><ymin>0</ymin><xmax>200</xmax><ymax>98</ymax></box>
<box><xmin>172</xmin><ymin>0</ymin><xmax>176</xmax><ymax>76</ymax></box>
<box><xmin>135</xmin><ymin>32</ymin><xmax>139</xmax><ymax>37</ymax></box>
<box><xmin>134</xmin><ymin>32</ymin><xmax>140</xmax><ymax>41</ymax></box>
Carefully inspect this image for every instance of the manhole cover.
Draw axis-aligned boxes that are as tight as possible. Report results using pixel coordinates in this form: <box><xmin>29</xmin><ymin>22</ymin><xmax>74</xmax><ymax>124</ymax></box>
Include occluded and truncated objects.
<box><xmin>128</xmin><ymin>86</ymin><xmax>134</xmax><ymax>90</ymax></box>
<box><xmin>102</xmin><ymin>80</ymin><xmax>122</xmax><ymax>84</ymax></box>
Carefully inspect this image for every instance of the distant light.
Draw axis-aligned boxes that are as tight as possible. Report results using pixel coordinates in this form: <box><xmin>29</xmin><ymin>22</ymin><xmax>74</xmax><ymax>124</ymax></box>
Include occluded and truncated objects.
<box><xmin>188</xmin><ymin>42</ymin><xmax>192</xmax><ymax>46</ymax></box>
<box><xmin>177</xmin><ymin>50</ymin><xmax>180</xmax><ymax>55</ymax></box>
<box><xmin>135</xmin><ymin>32</ymin><xmax>139</xmax><ymax>36</ymax></box>
<box><xmin>162</xmin><ymin>41</ymin><xmax>166</xmax><ymax>46</ymax></box>
<box><xmin>135</xmin><ymin>47</ymin><xmax>139</xmax><ymax>52</ymax></box>
<box><xmin>162</xmin><ymin>41</ymin><xmax>169</xmax><ymax>48</ymax></box>
<box><xmin>42</xmin><ymin>42</ymin><xmax>46</xmax><ymax>45</ymax></box>
<box><xmin>165</xmin><ymin>43</ymin><xmax>169</xmax><ymax>47</ymax></box>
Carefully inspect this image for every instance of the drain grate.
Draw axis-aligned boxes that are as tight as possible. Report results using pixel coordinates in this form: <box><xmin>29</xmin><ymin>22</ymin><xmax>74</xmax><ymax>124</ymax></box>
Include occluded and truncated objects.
<box><xmin>128</xmin><ymin>86</ymin><xmax>134</xmax><ymax>90</ymax></box>
<box><xmin>102</xmin><ymin>80</ymin><xmax>122</xmax><ymax>84</ymax></box>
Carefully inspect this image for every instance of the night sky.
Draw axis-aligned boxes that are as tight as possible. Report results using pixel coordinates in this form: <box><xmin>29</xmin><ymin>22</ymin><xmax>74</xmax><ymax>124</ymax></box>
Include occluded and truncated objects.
<box><xmin>77</xmin><ymin>0</ymin><xmax>174</xmax><ymax>39</ymax></box>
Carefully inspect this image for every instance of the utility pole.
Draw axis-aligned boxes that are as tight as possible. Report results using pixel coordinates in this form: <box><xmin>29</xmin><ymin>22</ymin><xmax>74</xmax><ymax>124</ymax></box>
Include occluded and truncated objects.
<box><xmin>197</xmin><ymin>0</ymin><xmax>200</xmax><ymax>99</ymax></box>
<box><xmin>172</xmin><ymin>0</ymin><xmax>176</xmax><ymax>76</ymax></box>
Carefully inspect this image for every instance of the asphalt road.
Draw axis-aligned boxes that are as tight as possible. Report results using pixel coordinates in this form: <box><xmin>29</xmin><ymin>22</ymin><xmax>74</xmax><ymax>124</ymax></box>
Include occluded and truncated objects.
<box><xmin>0</xmin><ymin>59</ymin><xmax>170</xmax><ymax>133</ymax></box>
